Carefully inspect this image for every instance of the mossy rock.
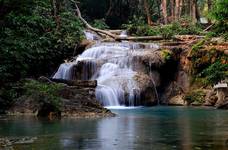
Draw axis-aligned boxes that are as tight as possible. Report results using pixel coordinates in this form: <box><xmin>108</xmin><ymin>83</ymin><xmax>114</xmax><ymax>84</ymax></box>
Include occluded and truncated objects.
<box><xmin>160</xmin><ymin>49</ymin><xmax>173</xmax><ymax>62</ymax></box>
<box><xmin>184</xmin><ymin>89</ymin><xmax>206</xmax><ymax>105</ymax></box>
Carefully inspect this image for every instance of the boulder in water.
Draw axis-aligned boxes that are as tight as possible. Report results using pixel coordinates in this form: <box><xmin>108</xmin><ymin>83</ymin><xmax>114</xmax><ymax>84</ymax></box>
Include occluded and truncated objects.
<box><xmin>8</xmin><ymin>80</ymin><xmax>114</xmax><ymax>118</ymax></box>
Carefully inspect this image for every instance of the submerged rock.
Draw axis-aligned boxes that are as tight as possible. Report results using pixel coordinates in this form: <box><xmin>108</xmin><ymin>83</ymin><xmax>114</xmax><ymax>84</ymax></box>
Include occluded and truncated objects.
<box><xmin>0</xmin><ymin>137</ymin><xmax>37</xmax><ymax>149</ymax></box>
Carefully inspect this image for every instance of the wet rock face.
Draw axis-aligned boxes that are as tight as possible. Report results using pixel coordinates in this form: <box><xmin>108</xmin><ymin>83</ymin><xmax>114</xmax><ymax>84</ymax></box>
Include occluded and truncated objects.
<box><xmin>8</xmin><ymin>81</ymin><xmax>114</xmax><ymax>118</ymax></box>
<box><xmin>134</xmin><ymin>73</ymin><xmax>158</xmax><ymax>106</ymax></box>
<box><xmin>204</xmin><ymin>90</ymin><xmax>218</xmax><ymax>106</ymax></box>
<box><xmin>159</xmin><ymin>48</ymin><xmax>191</xmax><ymax>105</ymax></box>
<box><xmin>215</xmin><ymin>88</ymin><xmax>228</xmax><ymax>109</ymax></box>
<box><xmin>204</xmin><ymin>88</ymin><xmax>228</xmax><ymax>109</ymax></box>
<box><xmin>76</xmin><ymin>39</ymin><xmax>96</xmax><ymax>55</ymax></box>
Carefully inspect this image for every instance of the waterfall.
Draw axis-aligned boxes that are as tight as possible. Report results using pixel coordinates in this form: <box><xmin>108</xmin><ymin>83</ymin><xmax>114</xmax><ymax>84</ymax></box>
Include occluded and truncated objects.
<box><xmin>53</xmin><ymin>32</ymin><xmax>160</xmax><ymax>106</ymax></box>
<box><xmin>84</xmin><ymin>30</ymin><xmax>100</xmax><ymax>40</ymax></box>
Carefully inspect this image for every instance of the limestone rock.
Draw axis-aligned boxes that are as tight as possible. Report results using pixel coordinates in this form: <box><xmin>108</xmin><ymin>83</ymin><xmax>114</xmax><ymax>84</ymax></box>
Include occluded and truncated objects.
<box><xmin>160</xmin><ymin>82</ymin><xmax>184</xmax><ymax>105</ymax></box>
<box><xmin>134</xmin><ymin>73</ymin><xmax>158</xmax><ymax>106</ymax></box>
<box><xmin>204</xmin><ymin>90</ymin><xmax>217</xmax><ymax>106</ymax></box>
<box><xmin>169</xmin><ymin>95</ymin><xmax>187</xmax><ymax>106</ymax></box>
<box><xmin>215</xmin><ymin>88</ymin><xmax>228</xmax><ymax>109</ymax></box>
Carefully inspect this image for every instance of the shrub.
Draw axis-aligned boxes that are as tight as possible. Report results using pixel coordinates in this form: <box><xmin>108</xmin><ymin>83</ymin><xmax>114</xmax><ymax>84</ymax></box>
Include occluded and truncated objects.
<box><xmin>93</xmin><ymin>19</ymin><xmax>109</xmax><ymax>29</ymax></box>
<box><xmin>23</xmin><ymin>80</ymin><xmax>64</xmax><ymax>112</ymax></box>
<box><xmin>184</xmin><ymin>90</ymin><xmax>206</xmax><ymax>105</ymax></box>
<box><xmin>200</xmin><ymin>61</ymin><xmax>228</xmax><ymax>85</ymax></box>
<box><xmin>209</xmin><ymin>0</ymin><xmax>228</xmax><ymax>40</ymax></box>
<box><xmin>122</xmin><ymin>18</ymin><xmax>203</xmax><ymax>38</ymax></box>
<box><xmin>161</xmin><ymin>49</ymin><xmax>172</xmax><ymax>61</ymax></box>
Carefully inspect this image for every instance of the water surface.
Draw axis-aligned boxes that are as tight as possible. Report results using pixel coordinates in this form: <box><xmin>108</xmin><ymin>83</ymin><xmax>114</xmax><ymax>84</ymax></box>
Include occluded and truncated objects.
<box><xmin>0</xmin><ymin>107</ymin><xmax>228</xmax><ymax>150</ymax></box>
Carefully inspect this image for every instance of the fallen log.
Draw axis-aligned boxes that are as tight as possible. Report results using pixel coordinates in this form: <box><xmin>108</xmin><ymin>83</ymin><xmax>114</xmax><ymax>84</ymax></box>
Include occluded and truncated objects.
<box><xmin>115</xmin><ymin>36</ymin><xmax>165</xmax><ymax>41</ymax></box>
<box><xmin>39</xmin><ymin>76</ymin><xmax>97</xmax><ymax>87</ymax></box>
<box><xmin>72</xmin><ymin>1</ymin><xmax>206</xmax><ymax>42</ymax></box>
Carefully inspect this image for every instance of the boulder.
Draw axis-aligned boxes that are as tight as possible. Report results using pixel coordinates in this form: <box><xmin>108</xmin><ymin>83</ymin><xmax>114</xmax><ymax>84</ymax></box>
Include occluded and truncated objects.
<box><xmin>169</xmin><ymin>95</ymin><xmax>187</xmax><ymax>106</ymax></box>
<box><xmin>77</xmin><ymin>39</ymin><xmax>95</xmax><ymax>55</ymax></box>
<box><xmin>8</xmin><ymin>81</ymin><xmax>114</xmax><ymax>118</ymax></box>
<box><xmin>203</xmin><ymin>90</ymin><xmax>217</xmax><ymax>106</ymax></box>
<box><xmin>215</xmin><ymin>88</ymin><xmax>228</xmax><ymax>109</ymax></box>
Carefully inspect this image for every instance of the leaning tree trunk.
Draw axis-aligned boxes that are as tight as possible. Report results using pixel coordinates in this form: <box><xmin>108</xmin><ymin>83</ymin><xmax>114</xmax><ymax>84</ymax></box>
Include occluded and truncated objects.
<box><xmin>161</xmin><ymin>0</ymin><xmax>168</xmax><ymax>24</ymax></box>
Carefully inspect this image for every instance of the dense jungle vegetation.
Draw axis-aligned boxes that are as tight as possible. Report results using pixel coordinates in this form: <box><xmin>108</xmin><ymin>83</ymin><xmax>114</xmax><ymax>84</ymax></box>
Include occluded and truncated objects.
<box><xmin>0</xmin><ymin>0</ymin><xmax>227</xmax><ymax>111</ymax></box>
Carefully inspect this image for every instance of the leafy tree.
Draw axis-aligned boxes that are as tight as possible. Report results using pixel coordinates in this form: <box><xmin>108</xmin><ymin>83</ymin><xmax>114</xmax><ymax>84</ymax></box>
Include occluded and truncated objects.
<box><xmin>0</xmin><ymin>0</ymin><xmax>84</xmax><ymax>86</ymax></box>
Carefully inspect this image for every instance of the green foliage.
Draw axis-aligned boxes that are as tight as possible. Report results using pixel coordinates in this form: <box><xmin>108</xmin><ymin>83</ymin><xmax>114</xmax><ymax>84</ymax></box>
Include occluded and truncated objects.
<box><xmin>0</xmin><ymin>85</ymin><xmax>20</xmax><ymax>111</ymax></box>
<box><xmin>190</xmin><ymin>39</ymin><xmax>228</xmax><ymax>86</ymax></box>
<box><xmin>192</xmin><ymin>40</ymin><xmax>205</xmax><ymax>52</ymax></box>
<box><xmin>209</xmin><ymin>0</ymin><xmax>228</xmax><ymax>39</ymax></box>
<box><xmin>159</xmin><ymin>25</ymin><xmax>174</xmax><ymax>39</ymax></box>
<box><xmin>123</xmin><ymin>19</ymin><xmax>203</xmax><ymax>38</ymax></box>
<box><xmin>161</xmin><ymin>49</ymin><xmax>172</xmax><ymax>61</ymax></box>
<box><xmin>92</xmin><ymin>19</ymin><xmax>109</xmax><ymax>29</ymax></box>
<box><xmin>122</xmin><ymin>16</ymin><xmax>147</xmax><ymax>35</ymax></box>
<box><xmin>200</xmin><ymin>61</ymin><xmax>228</xmax><ymax>85</ymax></box>
<box><xmin>0</xmin><ymin>0</ymin><xmax>84</xmax><ymax>86</ymax></box>
<box><xmin>184</xmin><ymin>90</ymin><xmax>206</xmax><ymax>105</ymax></box>
<box><xmin>210</xmin><ymin>0</ymin><xmax>228</xmax><ymax>22</ymax></box>
<box><xmin>23</xmin><ymin>80</ymin><xmax>64</xmax><ymax>111</ymax></box>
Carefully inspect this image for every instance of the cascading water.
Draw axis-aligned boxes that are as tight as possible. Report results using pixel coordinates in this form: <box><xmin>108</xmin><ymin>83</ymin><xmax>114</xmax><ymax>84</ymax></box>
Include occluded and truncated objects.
<box><xmin>53</xmin><ymin>31</ymin><xmax>160</xmax><ymax>107</ymax></box>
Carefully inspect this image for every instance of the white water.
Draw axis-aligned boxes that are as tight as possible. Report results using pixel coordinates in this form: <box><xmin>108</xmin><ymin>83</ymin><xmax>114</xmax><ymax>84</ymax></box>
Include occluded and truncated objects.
<box><xmin>53</xmin><ymin>32</ymin><xmax>159</xmax><ymax>106</ymax></box>
<box><xmin>84</xmin><ymin>30</ymin><xmax>100</xmax><ymax>40</ymax></box>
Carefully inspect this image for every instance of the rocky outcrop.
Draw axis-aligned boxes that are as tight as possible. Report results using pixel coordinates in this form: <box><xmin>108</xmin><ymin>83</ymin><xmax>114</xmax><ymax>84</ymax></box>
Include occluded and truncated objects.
<box><xmin>204</xmin><ymin>90</ymin><xmax>218</xmax><ymax>106</ymax></box>
<box><xmin>160</xmin><ymin>81</ymin><xmax>186</xmax><ymax>105</ymax></box>
<box><xmin>76</xmin><ymin>39</ymin><xmax>96</xmax><ymax>55</ymax></box>
<box><xmin>214</xmin><ymin>87</ymin><xmax>228</xmax><ymax>109</ymax></box>
<box><xmin>203</xmin><ymin>87</ymin><xmax>228</xmax><ymax>109</ymax></box>
<box><xmin>8</xmin><ymin>80</ymin><xmax>114</xmax><ymax>118</ymax></box>
<box><xmin>134</xmin><ymin>73</ymin><xmax>158</xmax><ymax>105</ymax></box>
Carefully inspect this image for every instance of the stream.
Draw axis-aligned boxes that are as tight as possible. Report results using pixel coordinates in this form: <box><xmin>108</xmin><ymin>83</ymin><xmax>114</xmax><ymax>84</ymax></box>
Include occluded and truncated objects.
<box><xmin>0</xmin><ymin>107</ymin><xmax>228</xmax><ymax>150</ymax></box>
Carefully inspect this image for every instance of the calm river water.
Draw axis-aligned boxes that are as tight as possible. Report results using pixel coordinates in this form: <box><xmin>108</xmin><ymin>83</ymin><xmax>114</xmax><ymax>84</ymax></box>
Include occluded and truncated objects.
<box><xmin>0</xmin><ymin>106</ymin><xmax>228</xmax><ymax>150</ymax></box>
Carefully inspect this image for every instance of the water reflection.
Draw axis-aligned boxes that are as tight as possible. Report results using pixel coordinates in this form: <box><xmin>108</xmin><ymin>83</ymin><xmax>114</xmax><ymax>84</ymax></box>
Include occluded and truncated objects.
<box><xmin>0</xmin><ymin>107</ymin><xmax>228</xmax><ymax>150</ymax></box>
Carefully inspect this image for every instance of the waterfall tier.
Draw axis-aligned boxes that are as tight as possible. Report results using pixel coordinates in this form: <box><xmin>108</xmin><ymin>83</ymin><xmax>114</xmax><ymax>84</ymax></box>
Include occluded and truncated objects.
<box><xmin>53</xmin><ymin>42</ymin><xmax>160</xmax><ymax>106</ymax></box>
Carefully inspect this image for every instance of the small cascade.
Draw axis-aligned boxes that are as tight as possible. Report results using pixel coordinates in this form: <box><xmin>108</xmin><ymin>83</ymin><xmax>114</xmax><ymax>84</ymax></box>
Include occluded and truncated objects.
<box><xmin>119</xmin><ymin>30</ymin><xmax>128</xmax><ymax>38</ymax></box>
<box><xmin>53</xmin><ymin>63</ymin><xmax>75</xmax><ymax>80</ymax></box>
<box><xmin>84</xmin><ymin>30</ymin><xmax>100</xmax><ymax>40</ymax></box>
<box><xmin>148</xmin><ymin>62</ymin><xmax>160</xmax><ymax>105</ymax></box>
<box><xmin>53</xmin><ymin>31</ymin><xmax>160</xmax><ymax>107</ymax></box>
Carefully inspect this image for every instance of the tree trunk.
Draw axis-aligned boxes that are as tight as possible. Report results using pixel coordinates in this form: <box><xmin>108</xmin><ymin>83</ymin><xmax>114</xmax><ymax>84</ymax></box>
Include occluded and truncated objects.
<box><xmin>105</xmin><ymin>0</ymin><xmax>114</xmax><ymax>19</ymax></box>
<box><xmin>179</xmin><ymin>0</ymin><xmax>183</xmax><ymax>18</ymax></box>
<box><xmin>161</xmin><ymin>0</ymin><xmax>168</xmax><ymax>24</ymax></box>
<box><xmin>190</xmin><ymin>0</ymin><xmax>197</xmax><ymax>23</ymax></box>
<box><xmin>207</xmin><ymin>0</ymin><xmax>212</xmax><ymax>23</ymax></box>
<box><xmin>170</xmin><ymin>0</ymin><xmax>175</xmax><ymax>21</ymax></box>
<box><xmin>144</xmin><ymin>0</ymin><xmax>153</xmax><ymax>25</ymax></box>
<box><xmin>175</xmin><ymin>0</ymin><xmax>180</xmax><ymax>20</ymax></box>
<box><xmin>208</xmin><ymin>0</ymin><xmax>212</xmax><ymax>11</ymax></box>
